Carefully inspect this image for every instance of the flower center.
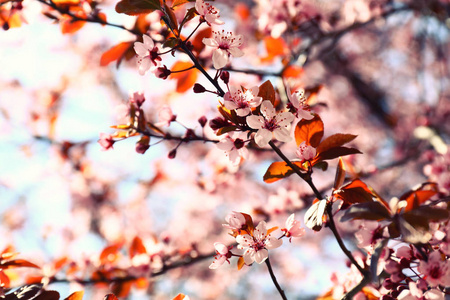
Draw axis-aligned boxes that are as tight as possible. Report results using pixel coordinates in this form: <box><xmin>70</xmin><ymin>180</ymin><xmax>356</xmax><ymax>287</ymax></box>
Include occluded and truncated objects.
<box><xmin>429</xmin><ymin>265</ymin><xmax>442</xmax><ymax>279</ymax></box>
<box><xmin>263</xmin><ymin>117</ymin><xmax>280</xmax><ymax>132</ymax></box>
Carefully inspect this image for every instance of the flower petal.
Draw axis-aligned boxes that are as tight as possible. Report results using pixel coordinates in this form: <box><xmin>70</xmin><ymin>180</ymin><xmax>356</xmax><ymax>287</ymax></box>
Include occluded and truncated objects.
<box><xmin>273</xmin><ymin>127</ymin><xmax>292</xmax><ymax>143</ymax></box>
<box><xmin>134</xmin><ymin>42</ymin><xmax>148</xmax><ymax>57</ymax></box>
<box><xmin>202</xmin><ymin>37</ymin><xmax>218</xmax><ymax>47</ymax></box>
<box><xmin>246</xmin><ymin>115</ymin><xmax>264</xmax><ymax>129</ymax></box>
<box><xmin>228</xmin><ymin>47</ymin><xmax>244</xmax><ymax>58</ymax></box>
<box><xmin>212</xmin><ymin>49</ymin><xmax>228</xmax><ymax>69</ymax></box>
<box><xmin>254</xmin><ymin>129</ymin><xmax>272</xmax><ymax>147</ymax></box>
<box><xmin>254</xmin><ymin>249</ymin><xmax>268</xmax><ymax>264</ymax></box>
<box><xmin>142</xmin><ymin>34</ymin><xmax>154</xmax><ymax>49</ymax></box>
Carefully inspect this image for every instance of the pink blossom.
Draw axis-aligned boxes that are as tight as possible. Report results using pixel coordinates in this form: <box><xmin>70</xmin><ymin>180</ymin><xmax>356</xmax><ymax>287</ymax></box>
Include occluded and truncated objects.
<box><xmin>209</xmin><ymin>242</ymin><xmax>232</xmax><ymax>269</ymax></box>
<box><xmin>98</xmin><ymin>133</ymin><xmax>115</xmax><ymax>151</ymax></box>
<box><xmin>155</xmin><ymin>105</ymin><xmax>176</xmax><ymax>127</ymax></box>
<box><xmin>203</xmin><ymin>30</ymin><xmax>244</xmax><ymax>69</ymax></box>
<box><xmin>296</xmin><ymin>141</ymin><xmax>316</xmax><ymax>162</ymax></box>
<box><xmin>217</xmin><ymin>135</ymin><xmax>248</xmax><ymax>165</ymax></box>
<box><xmin>134</xmin><ymin>35</ymin><xmax>161</xmax><ymax>76</ymax></box>
<box><xmin>246</xmin><ymin>100</ymin><xmax>295</xmax><ymax>147</ymax></box>
<box><xmin>418</xmin><ymin>251</ymin><xmax>450</xmax><ymax>287</ymax></box>
<box><xmin>396</xmin><ymin>245</ymin><xmax>414</xmax><ymax>260</ymax></box>
<box><xmin>129</xmin><ymin>91</ymin><xmax>145</xmax><ymax>107</ymax></box>
<box><xmin>195</xmin><ymin>0</ymin><xmax>224</xmax><ymax>26</ymax></box>
<box><xmin>236</xmin><ymin>221</ymin><xmax>282</xmax><ymax>264</ymax></box>
<box><xmin>281</xmin><ymin>214</ymin><xmax>305</xmax><ymax>242</ymax></box>
<box><xmin>286</xmin><ymin>85</ymin><xmax>314</xmax><ymax>120</ymax></box>
<box><xmin>222</xmin><ymin>211</ymin><xmax>246</xmax><ymax>231</ymax></box>
<box><xmin>224</xmin><ymin>86</ymin><xmax>262</xmax><ymax>116</ymax></box>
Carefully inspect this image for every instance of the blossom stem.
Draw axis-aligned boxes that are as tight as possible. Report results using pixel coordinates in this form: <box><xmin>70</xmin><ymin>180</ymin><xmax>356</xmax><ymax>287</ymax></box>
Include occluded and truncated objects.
<box><xmin>184</xmin><ymin>22</ymin><xmax>203</xmax><ymax>43</ymax></box>
<box><xmin>171</xmin><ymin>65</ymin><xmax>196</xmax><ymax>73</ymax></box>
<box><xmin>265</xmin><ymin>257</ymin><xmax>288</xmax><ymax>300</ymax></box>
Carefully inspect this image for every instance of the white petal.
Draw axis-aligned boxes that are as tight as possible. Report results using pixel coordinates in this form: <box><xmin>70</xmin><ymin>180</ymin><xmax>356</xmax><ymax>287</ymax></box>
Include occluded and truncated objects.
<box><xmin>246</xmin><ymin>115</ymin><xmax>264</xmax><ymax>129</ymax></box>
<box><xmin>273</xmin><ymin>127</ymin><xmax>292</xmax><ymax>143</ymax></box>
<box><xmin>138</xmin><ymin>59</ymin><xmax>151</xmax><ymax>75</ymax></box>
<box><xmin>277</xmin><ymin>112</ymin><xmax>295</xmax><ymax>127</ymax></box>
<box><xmin>260</xmin><ymin>101</ymin><xmax>275</xmax><ymax>119</ymax></box>
<box><xmin>195</xmin><ymin>0</ymin><xmax>203</xmax><ymax>14</ymax></box>
<box><xmin>229</xmin><ymin>149</ymin><xmax>240</xmax><ymax>164</ymax></box>
<box><xmin>286</xmin><ymin>214</ymin><xmax>295</xmax><ymax>228</ymax></box>
<box><xmin>202</xmin><ymin>37</ymin><xmax>218</xmax><ymax>47</ymax></box>
<box><xmin>236</xmin><ymin>107</ymin><xmax>251</xmax><ymax>116</ymax></box>
<box><xmin>134</xmin><ymin>42</ymin><xmax>148</xmax><ymax>57</ymax></box>
<box><xmin>228</xmin><ymin>47</ymin><xmax>244</xmax><ymax>57</ymax></box>
<box><xmin>214</xmin><ymin>242</ymin><xmax>228</xmax><ymax>255</ymax></box>
<box><xmin>209</xmin><ymin>256</ymin><xmax>226</xmax><ymax>269</ymax></box>
<box><xmin>254</xmin><ymin>249</ymin><xmax>268</xmax><ymax>264</ymax></box>
<box><xmin>254</xmin><ymin>221</ymin><xmax>267</xmax><ymax>240</ymax></box>
<box><xmin>212</xmin><ymin>49</ymin><xmax>228</xmax><ymax>69</ymax></box>
<box><xmin>231</xmin><ymin>34</ymin><xmax>244</xmax><ymax>47</ymax></box>
<box><xmin>265</xmin><ymin>236</ymin><xmax>283</xmax><ymax>249</ymax></box>
<box><xmin>298</xmin><ymin>109</ymin><xmax>314</xmax><ymax>120</ymax></box>
<box><xmin>243</xmin><ymin>249</ymin><xmax>255</xmax><ymax>265</ymax></box>
<box><xmin>236</xmin><ymin>234</ymin><xmax>252</xmax><ymax>247</ymax></box>
<box><xmin>224</xmin><ymin>100</ymin><xmax>238</xmax><ymax>110</ymax></box>
<box><xmin>142</xmin><ymin>34</ymin><xmax>154</xmax><ymax>49</ymax></box>
<box><xmin>254</xmin><ymin>129</ymin><xmax>272</xmax><ymax>147</ymax></box>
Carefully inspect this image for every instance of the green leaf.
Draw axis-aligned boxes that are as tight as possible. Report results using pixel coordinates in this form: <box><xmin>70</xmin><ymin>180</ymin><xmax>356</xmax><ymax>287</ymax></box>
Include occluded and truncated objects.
<box><xmin>115</xmin><ymin>0</ymin><xmax>161</xmax><ymax>16</ymax></box>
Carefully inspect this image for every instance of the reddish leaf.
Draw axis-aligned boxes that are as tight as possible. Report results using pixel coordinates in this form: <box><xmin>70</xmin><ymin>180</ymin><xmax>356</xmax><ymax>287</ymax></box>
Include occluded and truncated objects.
<box><xmin>237</xmin><ymin>256</ymin><xmax>245</xmax><ymax>270</ymax></box>
<box><xmin>234</xmin><ymin>3</ymin><xmax>250</xmax><ymax>20</ymax></box>
<box><xmin>97</xmin><ymin>12</ymin><xmax>107</xmax><ymax>25</ymax></box>
<box><xmin>294</xmin><ymin>114</ymin><xmax>324</xmax><ymax>147</ymax></box>
<box><xmin>164</xmin><ymin>3</ymin><xmax>179</xmax><ymax>36</ymax></box>
<box><xmin>282</xmin><ymin>65</ymin><xmax>303</xmax><ymax>79</ymax></box>
<box><xmin>258</xmin><ymin>80</ymin><xmax>276</xmax><ymax>105</ymax></box>
<box><xmin>99</xmin><ymin>245</ymin><xmax>121</xmax><ymax>265</ymax></box>
<box><xmin>1</xmin><ymin>259</ymin><xmax>40</xmax><ymax>269</ymax></box>
<box><xmin>0</xmin><ymin>270</ymin><xmax>10</xmax><ymax>288</ymax></box>
<box><xmin>100</xmin><ymin>42</ymin><xmax>133</xmax><ymax>67</ymax></box>
<box><xmin>170</xmin><ymin>61</ymin><xmax>199</xmax><ymax>93</ymax></box>
<box><xmin>104</xmin><ymin>294</ymin><xmax>119</xmax><ymax>300</ymax></box>
<box><xmin>52</xmin><ymin>0</ymin><xmax>79</xmax><ymax>4</ymax></box>
<box><xmin>60</xmin><ymin>17</ymin><xmax>86</xmax><ymax>34</ymax></box>
<box><xmin>334</xmin><ymin>179</ymin><xmax>374</xmax><ymax>207</ymax></box>
<box><xmin>399</xmin><ymin>182</ymin><xmax>439</xmax><ymax>212</ymax></box>
<box><xmin>171</xmin><ymin>0</ymin><xmax>191</xmax><ymax>8</ymax></box>
<box><xmin>263</xmin><ymin>161</ymin><xmax>303</xmax><ymax>183</ymax></box>
<box><xmin>315</xmin><ymin>147</ymin><xmax>361</xmax><ymax>162</ymax></box>
<box><xmin>316</xmin><ymin>133</ymin><xmax>357</xmax><ymax>155</ymax></box>
<box><xmin>340</xmin><ymin>201</ymin><xmax>391</xmax><ymax>222</ymax></box>
<box><xmin>191</xmin><ymin>27</ymin><xmax>212</xmax><ymax>54</ymax></box>
<box><xmin>333</xmin><ymin>157</ymin><xmax>346</xmax><ymax>190</ymax></box>
<box><xmin>261</xmin><ymin>36</ymin><xmax>286</xmax><ymax>63</ymax></box>
<box><xmin>64</xmin><ymin>291</ymin><xmax>84</xmax><ymax>300</ymax></box>
<box><xmin>115</xmin><ymin>0</ymin><xmax>161</xmax><ymax>15</ymax></box>
<box><xmin>35</xmin><ymin>290</ymin><xmax>60</xmax><ymax>300</ymax></box>
<box><xmin>111</xmin><ymin>281</ymin><xmax>132</xmax><ymax>298</ymax></box>
<box><xmin>130</xmin><ymin>236</ymin><xmax>147</xmax><ymax>258</ymax></box>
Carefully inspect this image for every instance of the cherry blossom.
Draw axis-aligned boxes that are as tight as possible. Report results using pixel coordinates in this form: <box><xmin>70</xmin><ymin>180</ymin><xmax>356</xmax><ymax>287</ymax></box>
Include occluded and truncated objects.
<box><xmin>209</xmin><ymin>242</ymin><xmax>232</xmax><ymax>269</ymax></box>
<box><xmin>281</xmin><ymin>214</ymin><xmax>305</xmax><ymax>242</ymax></box>
<box><xmin>236</xmin><ymin>221</ymin><xmax>282</xmax><ymax>265</ymax></box>
<box><xmin>203</xmin><ymin>30</ymin><xmax>244</xmax><ymax>69</ymax></box>
<box><xmin>222</xmin><ymin>211</ymin><xmax>246</xmax><ymax>231</ymax></box>
<box><xmin>296</xmin><ymin>141</ymin><xmax>316</xmax><ymax>162</ymax></box>
<box><xmin>217</xmin><ymin>134</ymin><xmax>248</xmax><ymax>165</ymax></box>
<box><xmin>134</xmin><ymin>35</ymin><xmax>161</xmax><ymax>76</ymax></box>
<box><xmin>129</xmin><ymin>91</ymin><xmax>145</xmax><ymax>107</ymax></box>
<box><xmin>223</xmin><ymin>86</ymin><xmax>262</xmax><ymax>116</ymax></box>
<box><xmin>98</xmin><ymin>133</ymin><xmax>115</xmax><ymax>151</ymax></box>
<box><xmin>155</xmin><ymin>105</ymin><xmax>176</xmax><ymax>127</ymax></box>
<box><xmin>246</xmin><ymin>100</ymin><xmax>294</xmax><ymax>147</ymax></box>
<box><xmin>286</xmin><ymin>85</ymin><xmax>314</xmax><ymax>120</ymax></box>
<box><xmin>418</xmin><ymin>251</ymin><xmax>450</xmax><ymax>287</ymax></box>
<box><xmin>195</xmin><ymin>0</ymin><xmax>224</xmax><ymax>26</ymax></box>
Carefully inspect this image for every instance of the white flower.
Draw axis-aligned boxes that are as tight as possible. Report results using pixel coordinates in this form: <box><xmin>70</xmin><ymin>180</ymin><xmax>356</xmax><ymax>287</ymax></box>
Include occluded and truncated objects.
<box><xmin>195</xmin><ymin>0</ymin><xmax>224</xmax><ymax>26</ymax></box>
<box><xmin>209</xmin><ymin>242</ymin><xmax>231</xmax><ymax>269</ymax></box>
<box><xmin>134</xmin><ymin>35</ymin><xmax>161</xmax><ymax>76</ymax></box>
<box><xmin>282</xmin><ymin>214</ymin><xmax>305</xmax><ymax>242</ymax></box>
<box><xmin>246</xmin><ymin>100</ymin><xmax>294</xmax><ymax>147</ymax></box>
<box><xmin>236</xmin><ymin>221</ymin><xmax>282</xmax><ymax>265</ymax></box>
<box><xmin>304</xmin><ymin>199</ymin><xmax>328</xmax><ymax>231</ymax></box>
<box><xmin>286</xmin><ymin>85</ymin><xmax>314</xmax><ymax>120</ymax></box>
<box><xmin>224</xmin><ymin>86</ymin><xmax>262</xmax><ymax>116</ymax></box>
<box><xmin>217</xmin><ymin>135</ymin><xmax>248</xmax><ymax>165</ymax></box>
<box><xmin>296</xmin><ymin>141</ymin><xmax>316</xmax><ymax>161</ymax></box>
<box><xmin>222</xmin><ymin>211</ymin><xmax>246</xmax><ymax>230</ymax></box>
<box><xmin>203</xmin><ymin>30</ymin><xmax>244</xmax><ymax>69</ymax></box>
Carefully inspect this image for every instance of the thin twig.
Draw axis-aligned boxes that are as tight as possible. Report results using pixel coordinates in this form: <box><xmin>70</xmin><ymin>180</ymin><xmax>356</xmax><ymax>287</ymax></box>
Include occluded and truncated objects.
<box><xmin>265</xmin><ymin>257</ymin><xmax>288</xmax><ymax>300</ymax></box>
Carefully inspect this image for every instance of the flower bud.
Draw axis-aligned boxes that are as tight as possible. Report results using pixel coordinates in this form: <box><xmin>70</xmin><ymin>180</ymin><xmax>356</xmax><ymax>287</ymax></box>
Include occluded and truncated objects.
<box><xmin>155</xmin><ymin>65</ymin><xmax>171</xmax><ymax>80</ymax></box>
<box><xmin>209</xmin><ymin>117</ymin><xmax>230</xmax><ymax>131</ymax></box>
<box><xmin>198</xmin><ymin>116</ymin><xmax>207</xmax><ymax>127</ymax></box>
<box><xmin>168</xmin><ymin>149</ymin><xmax>177</xmax><ymax>159</ymax></box>
<box><xmin>193</xmin><ymin>83</ymin><xmax>206</xmax><ymax>93</ymax></box>
<box><xmin>220</xmin><ymin>71</ymin><xmax>230</xmax><ymax>84</ymax></box>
